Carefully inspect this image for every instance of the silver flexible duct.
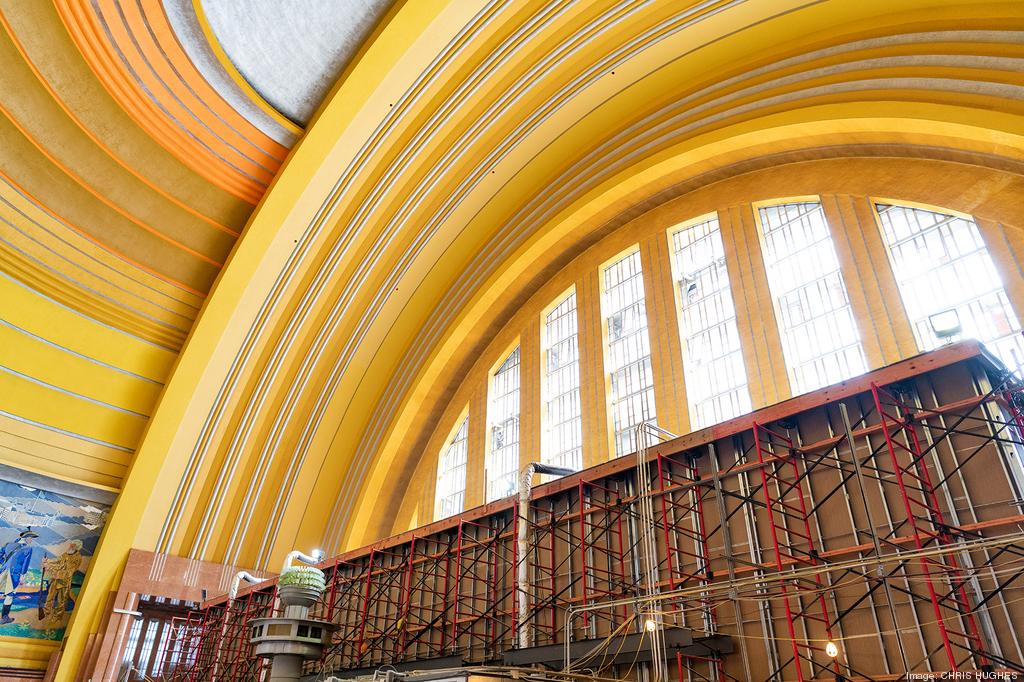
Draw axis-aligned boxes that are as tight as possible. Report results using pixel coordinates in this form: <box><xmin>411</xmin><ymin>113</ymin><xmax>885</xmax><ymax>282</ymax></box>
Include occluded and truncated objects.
<box><xmin>281</xmin><ymin>548</ymin><xmax>325</xmax><ymax>573</ymax></box>
<box><xmin>229</xmin><ymin>570</ymin><xmax>264</xmax><ymax>599</ymax></box>
<box><xmin>517</xmin><ymin>462</ymin><xmax>576</xmax><ymax>650</ymax></box>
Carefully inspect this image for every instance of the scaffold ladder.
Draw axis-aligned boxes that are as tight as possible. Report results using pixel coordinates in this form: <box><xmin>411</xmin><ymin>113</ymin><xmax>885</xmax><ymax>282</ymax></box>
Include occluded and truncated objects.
<box><xmin>753</xmin><ymin>422</ymin><xmax>839</xmax><ymax>682</ymax></box>
<box><xmin>872</xmin><ymin>383</ymin><xmax>989</xmax><ymax>671</ymax></box>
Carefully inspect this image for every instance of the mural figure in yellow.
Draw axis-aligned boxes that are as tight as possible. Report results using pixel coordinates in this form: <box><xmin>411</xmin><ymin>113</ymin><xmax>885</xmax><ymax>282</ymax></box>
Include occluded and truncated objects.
<box><xmin>42</xmin><ymin>540</ymin><xmax>83</xmax><ymax>634</ymax></box>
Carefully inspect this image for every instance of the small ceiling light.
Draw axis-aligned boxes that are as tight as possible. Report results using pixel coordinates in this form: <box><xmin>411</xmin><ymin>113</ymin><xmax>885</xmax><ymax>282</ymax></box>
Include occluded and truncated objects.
<box><xmin>825</xmin><ymin>641</ymin><xmax>839</xmax><ymax>658</ymax></box>
<box><xmin>929</xmin><ymin>309</ymin><xmax>962</xmax><ymax>342</ymax></box>
<box><xmin>644</xmin><ymin>618</ymin><xmax>658</xmax><ymax>632</ymax></box>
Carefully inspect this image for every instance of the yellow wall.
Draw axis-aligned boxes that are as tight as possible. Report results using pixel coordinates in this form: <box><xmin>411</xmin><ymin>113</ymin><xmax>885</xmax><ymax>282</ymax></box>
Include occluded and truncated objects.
<box><xmin>44</xmin><ymin>1</ymin><xmax>1024</xmax><ymax>677</ymax></box>
<box><xmin>0</xmin><ymin>0</ymin><xmax>265</xmax><ymax>496</ymax></box>
<box><xmin>390</xmin><ymin>157</ymin><xmax>1024</xmax><ymax>534</ymax></box>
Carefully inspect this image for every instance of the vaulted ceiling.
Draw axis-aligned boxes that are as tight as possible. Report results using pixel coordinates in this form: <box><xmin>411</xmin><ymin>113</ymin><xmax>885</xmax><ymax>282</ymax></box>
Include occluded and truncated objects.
<box><xmin>0</xmin><ymin>0</ymin><xmax>388</xmax><ymax>490</ymax></box>
<box><xmin>3</xmin><ymin>3</ymin><xmax>1024</xmax><ymax>679</ymax></box>
<box><xmin>0</xmin><ymin>3</ymin><xmax>386</xmax><ymax>668</ymax></box>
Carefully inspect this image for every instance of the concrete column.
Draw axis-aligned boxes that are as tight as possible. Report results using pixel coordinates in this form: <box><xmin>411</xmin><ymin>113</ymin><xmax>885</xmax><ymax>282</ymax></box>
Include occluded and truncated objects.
<box><xmin>719</xmin><ymin>205</ymin><xmax>789</xmax><ymax>407</ymax></box>
<box><xmin>519</xmin><ymin>318</ymin><xmax>541</xmax><ymax>472</ymax></box>
<box><xmin>268</xmin><ymin>654</ymin><xmax>303</xmax><ymax>681</ymax></box>
<box><xmin>576</xmin><ymin>271</ymin><xmax>611</xmax><ymax>468</ymax></box>
<box><xmin>822</xmin><ymin>194</ymin><xmax>916</xmax><ymax>365</ymax></box>
<box><xmin>639</xmin><ymin>232</ymin><xmax>688</xmax><ymax>435</ymax></box>
<box><xmin>463</xmin><ymin>372</ymin><xmax>488</xmax><ymax>509</ymax></box>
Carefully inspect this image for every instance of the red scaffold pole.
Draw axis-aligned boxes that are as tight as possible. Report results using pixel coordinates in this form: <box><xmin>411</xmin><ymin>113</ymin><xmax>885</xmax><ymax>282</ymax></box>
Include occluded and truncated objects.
<box><xmin>872</xmin><ymin>383</ymin><xmax>989</xmax><ymax>671</ymax></box>
<box><xmin>753</xmin><ymin>422</ymin><xmax>839</xmax><ymax>682</ymax></box>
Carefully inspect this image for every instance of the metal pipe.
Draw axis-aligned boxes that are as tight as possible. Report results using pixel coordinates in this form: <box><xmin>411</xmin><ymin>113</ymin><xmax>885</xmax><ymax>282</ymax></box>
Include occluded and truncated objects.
<box><xmin>863</xmin><ymin>392</ymin><xmax>930</xmax><ymax>663</ymax></box>
<box><xmin>791</xmin><ymin>422</ymin><xmax>849</xmax><ymax>676</ymax></box>
<box><xmin>840</xmin><ymin>402</ymin><xmax>911</xmax><ymax>676</ymax></box>
<box><xmin>735</xmin><ymin>435</ymin><xmax>781</xmax><ymax>677</ymax></box>
<box><xmin>561</xmin><ymin>532</ymin><xmax>1024</xmax><ymax>675</ymax></box>
<box><xmin>229</xmin><ymin>571</ymin><xmax>263</xmax><ymax>599</ymax></box>
<box><xmin>634</xmin><ymin>422</ymin><xmax>674</xmax><ymax>682</ymax></box>
<box><xmin>710</xmin><ymin>452</ymin><xmax>753</xmax><ymax>682</ymax></box>
<box><xmin>281</xmin><ymin>548</ymin><xmax>325</xmax><ymax>573</ymax></box>
<box><xmin>112</xmin><ymin>608</ymin><xmax>143</xmax><ymax>619</ymax></box>
<box><xmin>517</xmin><ymin>462</ymin><xmax>576</xmax><ymax>650</ymax></box>
<box><xmin>635</xmin><ymin>429</ymin><xmax>662</xmax><ymax>591</ymax></box>
<box><xmin>917</xmin><ymin>377</ymin><xmax>1004</xmax><ymax>662</ymax></box>
<box><xmin>974</xmin><ymin>370</ymin><xmax>1024</xmax><ymax>661</ymax></box>
<box><xmin>827</xmin><ymin>406</ymin><xmax>892</xmax><ymax>675</ymax></box>
<box><xmin>563</xmin><ymin>531</ymin><xmax>1024</xmax><ymax>635</ymax></box>
<box><xmin>211</xmin><ymin>571</ymin><xmax>268</xmax><ymax>680</ymax></box>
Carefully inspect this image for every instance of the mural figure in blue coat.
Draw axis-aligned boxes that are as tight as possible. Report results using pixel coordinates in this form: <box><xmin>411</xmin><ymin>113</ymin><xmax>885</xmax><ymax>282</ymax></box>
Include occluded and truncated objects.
<box><xmin>0</xmin><ymin>529</ymin><xmax>37</xmax><ymax>625</ymax></box>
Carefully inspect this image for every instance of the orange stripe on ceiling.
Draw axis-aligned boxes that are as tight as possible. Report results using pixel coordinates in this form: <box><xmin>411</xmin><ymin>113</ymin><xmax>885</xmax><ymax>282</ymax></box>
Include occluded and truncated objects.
<box><xmin>0</xmin><ymin>218</ymin><xmax>197</xmax><ymax>331</ymax></box>
<box><xmin>0</xmin><ymin>176</ymin><xmax>202</xmax><ymax>315</ymax></box>
<box><xmin>0</xmin><ymin>168</ymin><xmax>209</xmax><ymax>298</ymax></box>
<box><xmin>0</xmin><ymin>100</ymin><xmax>225</xmax><ymax>269</ymax></box>
<box><xmin>55</xmin><ymin>0</ymin><xmax>264</xmax><ymax>203</ymax></box>
<box><xmin>52</xmin><ymin>0</ymin><xmax>265</xmax><ymax>205</ymax></box>
<box><xmin>0</xmin><ymin>8</ymin><xmax>241</xmax><ymax>238</ymax></box>
<box><xmin>136</xmin><ymin>0</ymin><xmax>290</xmax><ymax>163</ymax></box>
<box><xmin>108</xmin><ymin>0</ymin><xmax>284</xmax><ymax>175</ymax></box>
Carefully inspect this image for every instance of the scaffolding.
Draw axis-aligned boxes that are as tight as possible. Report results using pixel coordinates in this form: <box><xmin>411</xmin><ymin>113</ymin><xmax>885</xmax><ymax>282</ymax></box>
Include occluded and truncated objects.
<box><xmin>170</xmin><ymin>341</ymin><xmax>1024</xmax><ymax>681</ymax></box>
<box><xmin>655</xmin><ymin>450</ymin><xmax>722</xmax><ymax>682</ymax></box>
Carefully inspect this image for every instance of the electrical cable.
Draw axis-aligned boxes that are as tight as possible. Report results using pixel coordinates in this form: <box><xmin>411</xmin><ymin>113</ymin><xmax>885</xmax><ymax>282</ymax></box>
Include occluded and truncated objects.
<box><xmin>614</xmin><ymin>629</ymin><xmax>647</xmax><ymax>681</ymax></box>
<box><xmin>565</xmin><ymin>612</ymin><xmax>636</xmax><ymax>672</ymax></box>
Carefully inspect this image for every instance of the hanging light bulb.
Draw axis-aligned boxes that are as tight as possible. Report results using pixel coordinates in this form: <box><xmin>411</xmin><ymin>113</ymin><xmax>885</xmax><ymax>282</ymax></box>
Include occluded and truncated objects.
<box><xmin>825</xmin><ymin>641</ymin><xmax>839</xmax><ymax>658</ymax></box>
<box><xmin>644</xmin><ymin>618</ymin><xmax>658</xmax><ymax>632</ymax></box>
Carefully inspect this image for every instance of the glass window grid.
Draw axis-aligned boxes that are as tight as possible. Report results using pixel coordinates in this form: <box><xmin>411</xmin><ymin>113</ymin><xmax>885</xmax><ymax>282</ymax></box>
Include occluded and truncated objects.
<box><xmin>150</xmin><ymin>622</ymin><xmax>175</xmax><ymax>675</ymax></box>
<box><xmin>121</xmin><ymin>617</ymin><xmax>144</xmax><ymax>677</ymax></box>
<box><xmin>670</xmin><ymin>217</ymin><xmax>752</xmax><ymax>428</ymax></box>
<box><xmin>486</xmin><ymin>348</ymin><xmax>521</xmax><ymax>501</ymax></box>
<box><xmin>876</xmin><ymin>204</ymin><xmax>1024</xmax><ymax>370</ymax></box>
<box><xmin>542</xmin><ymin>292</ymin><xmax>583</xmax><ymax>473</ymax></box>
<box><xmin>434</xmin><ymin>416</ymin><xmax>469</xmax><ymax>520</ymax></box>
<box><xmin>758</xmin><ymin>202</ymin><xmax>867</xmax><ymax>394</ymax></box>
<box><xmin>603</xmin><ymin>250</ymin><xmax>657</xmax><ymax>456</ymax></box>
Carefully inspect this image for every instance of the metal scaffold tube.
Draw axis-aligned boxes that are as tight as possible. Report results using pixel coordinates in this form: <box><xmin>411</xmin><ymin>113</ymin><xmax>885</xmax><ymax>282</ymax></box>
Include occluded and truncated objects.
<box><xmin>517</xmin><ymin>462</ymin><xmax>577</xmax><ymax>651</ymax></box>
<box><xmin>168</xmin><ymin>343</ymin><xmax>1024</xmax><ymax>682</ymax></box>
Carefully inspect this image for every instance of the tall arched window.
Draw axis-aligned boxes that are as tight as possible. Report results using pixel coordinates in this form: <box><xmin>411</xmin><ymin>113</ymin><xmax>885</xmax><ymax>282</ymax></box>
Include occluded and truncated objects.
<box><xmin>876</xmin><ymin>203</ymin><xmax>1024</xmax><ymax>369</ymax></box>
<box><xmin>485</xmin><ymin>347</ymin><xmax>521</xmax><ymax>501</ymax></box>
<box><xmin>757</xmin><ymin>201</ymin><xmax>867</xmax><ymax>394</ymax></box>
<box><xmin>602</xmin><ymin>249</ymin><xmax>656</xmax><ymax>456</ymax></box>
<box><xmin>669</xmin><ymin>216</ymin><xmax>751</xmax><ymax>428</ymax></box>
<box><xmin>434</xmin><ymin>415</ymin><xmax>469</xmax><ymax>520</ymax></box>
<box><xmin>542</xmin><ymin>290</ymin><xmax>582</xmax><ymax>473</ymax></box>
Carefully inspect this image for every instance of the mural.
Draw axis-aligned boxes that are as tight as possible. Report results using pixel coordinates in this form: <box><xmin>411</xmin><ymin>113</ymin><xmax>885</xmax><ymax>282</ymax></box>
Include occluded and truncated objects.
<box><xmin>0</xmin><ymin>477</ymin><xmax>108</xmax><ymax>640</ymax></box>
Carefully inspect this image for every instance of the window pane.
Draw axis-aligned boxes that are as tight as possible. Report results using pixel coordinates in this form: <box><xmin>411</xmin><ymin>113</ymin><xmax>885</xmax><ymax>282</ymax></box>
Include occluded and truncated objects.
<box><xmin>876</xmin><ymin>204</ymin><xmax>1024</xmax><ymax>370</ymax></box>
<box><xmin>670</xmin><ymin>217</ymin><xmax>751</xmax><ymax>428</ymax></box>
<box><xmin>758</xmin><ymin>201</ymin><xmax>867</xmax><ymax>394</ymax></box>
<box><xmin>603</xmin><ymin>250</ymin><xmax>656</xmax><ymax>456</ymax></box>
<box><xmin>486</xmin><ymin>348</ymin><xmax>520</xmax><ymax>501</ymax></box>
<box><xmin>542</xmin><ymin>292</ymin><xmax>582</xmax><ymax>474</ymax></box>
<box><xmin>434</xmin><ymin>416</ymin><xmax>469</xmax><ymax>520</ymax></box>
